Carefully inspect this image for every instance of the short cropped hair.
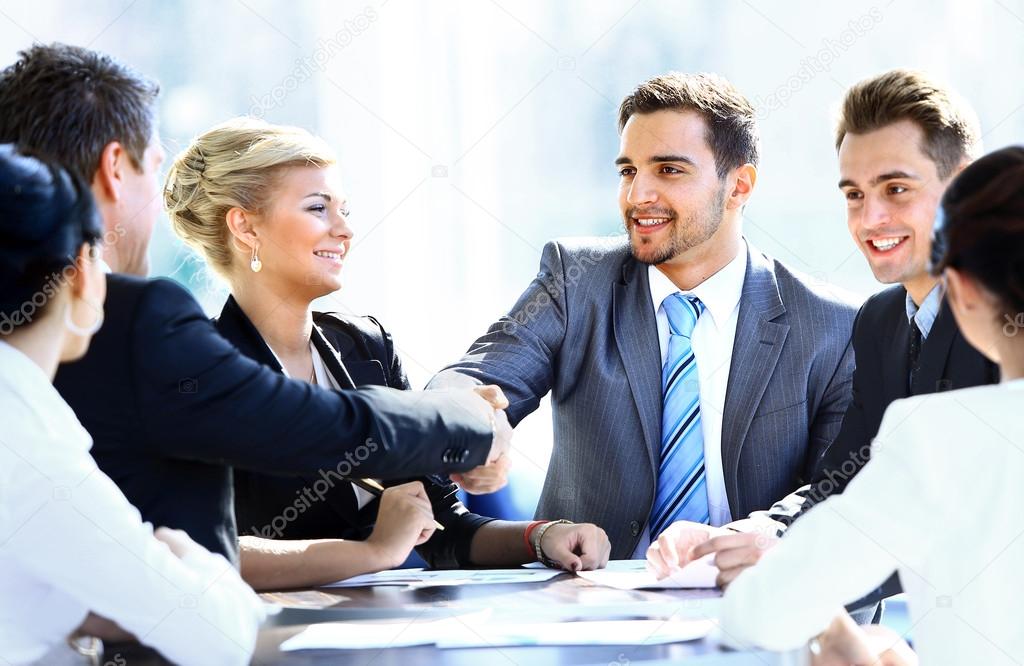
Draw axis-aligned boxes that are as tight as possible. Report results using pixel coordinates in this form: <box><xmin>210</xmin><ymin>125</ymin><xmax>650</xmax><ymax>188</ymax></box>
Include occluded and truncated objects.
<box><xmin>835</xmin><ymin>68</ymin><xmax>980</xmax><ymax>180</ymax></box>
<box><xmin>0</xmin><ymin>43</ymin><xmax>160</xmax><ymax>183</ymax></box>
<box><xmin>618</xmin><ymin>72</ymin><xmax>759</xmax><ymax>178</ymax></box>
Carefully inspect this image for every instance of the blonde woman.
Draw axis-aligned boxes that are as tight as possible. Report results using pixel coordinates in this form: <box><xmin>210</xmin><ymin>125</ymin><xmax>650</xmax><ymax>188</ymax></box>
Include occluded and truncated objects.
<box><xmin>164</xmin><ymin>118</ymin><xmax>611</xmax><ymax>590</ymax></box>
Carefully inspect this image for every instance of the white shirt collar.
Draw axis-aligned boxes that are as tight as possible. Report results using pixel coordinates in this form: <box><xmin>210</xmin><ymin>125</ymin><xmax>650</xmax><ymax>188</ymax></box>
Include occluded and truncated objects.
<box><xmin>0</xmin><ymin>340</ymin><xmax>58</xmax><ymax>396</ymax></box>
<box><xmin>0</xmin><ymin>340</ymin><xmax>88</xmax><ymax>447</ymax></box>
<box><xmin>648</xmin><ymin>242</ymin><xmax>748</xmax><ymax>329</ymax></box>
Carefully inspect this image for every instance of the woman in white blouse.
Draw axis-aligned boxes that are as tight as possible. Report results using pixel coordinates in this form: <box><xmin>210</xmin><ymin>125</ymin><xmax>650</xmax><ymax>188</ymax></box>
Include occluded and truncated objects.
<box><xmin>716</xmin><ymin>146</ymin><xmax>1024</xmax><ymax>664</ymax></box>
<box><xmin>0</xmin><ymin>145</ymin><xmax>264</xmax><ymax>665</ymax></box>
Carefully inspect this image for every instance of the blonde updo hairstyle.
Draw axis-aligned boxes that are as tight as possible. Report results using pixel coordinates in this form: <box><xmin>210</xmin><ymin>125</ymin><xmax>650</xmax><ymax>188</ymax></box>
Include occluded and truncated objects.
<box><xmin>164</xmin><ymin>117</ymin><xmax>337</xmax><ymax>277</ymax></box>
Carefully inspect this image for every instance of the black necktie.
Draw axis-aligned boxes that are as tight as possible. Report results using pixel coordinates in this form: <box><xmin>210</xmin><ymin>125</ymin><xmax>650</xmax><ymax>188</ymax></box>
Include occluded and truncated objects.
<box><xmin>908</xmin><ymin>319</ymin><xmax>923</xmax><ymax>392</ymax></box>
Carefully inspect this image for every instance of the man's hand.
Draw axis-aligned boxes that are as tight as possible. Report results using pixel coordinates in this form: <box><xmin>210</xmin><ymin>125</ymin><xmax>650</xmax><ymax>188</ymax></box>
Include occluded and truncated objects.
<box><xmin>646</xmin><ymin>520</ymin><xmax>729</xmax><ymax>579</ymax></box>
<box><xmin>446</xmin><ymin>385</ymin><xmax>513</xmax><ymax>464</ymax></box>
<box><xmin>473</xmin><ymin>384</ymin><xmax>509</xmax><ymax>411</ymax></box>
<box><xmin>482</xmin><ymin>390</ymin><xmax>513</xmax><ymax>466</ymax></box>
<box><xmin>451</xmin><ymin>452</ymin><xmax>510</xmax><ymax>495</ymax></box>
<box><xmin>448</xmin><ymin>385</ymin><xmax>513</xmax><ymax>492</ymax></box>
<box><xmin>691</xmin><ymin>530</ymin><xmax>779</xmax><ymax>588</ymax></box>
<box><xmin>540</xmin><ymin>523</ymin><xmax>611</xmax><ymax>572</ymax></box>
<box><xmin>366</xmin><ymin>481</ymin><xmax>437</xmax><ymax>569</ymax></box>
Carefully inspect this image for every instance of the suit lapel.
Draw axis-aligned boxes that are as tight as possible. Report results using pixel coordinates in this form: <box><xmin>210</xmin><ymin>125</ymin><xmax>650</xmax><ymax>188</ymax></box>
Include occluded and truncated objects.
<box><xmin>912</xmin><ymin>298</ymin><xmax>957</xmax><ymax>394</ymax></box>
<box><xmin>315</xmin><ymin>318</ymin><xmax>390</xmax><ymax>387</ymax></box>
<box><xmin>721</xmin><ymin>248</ymin><xmax>789</xmax><ymax>515</ymax></box>
<box><xmin>881</xmin><ymin>289</ymin><xmax>913</xmax><ymax>403</ymax></box>
<box><xmin>311</xmin><ymin>324</ymin><xmax>358</xmax><ymax>390</ymax></box>
<box><xmin>215</xmin><ymin>298</ymin><xmax>361</xmax><ymax>522</ymax></box>
<box><xmin>213</xmin><ymin>295</ymin><xmax>286</xmax><ymax>372</ymax></box>
<box><xmin>612</xmin><ymin>258</ymin><xmax>664</xmax><ymax>478</ymax></box>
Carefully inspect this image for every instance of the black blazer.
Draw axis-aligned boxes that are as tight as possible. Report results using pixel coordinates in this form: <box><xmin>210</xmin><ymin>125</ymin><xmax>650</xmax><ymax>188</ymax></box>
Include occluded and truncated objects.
<box><xmin>779</xmin><ymin>284</ymin><xmax>998</xmax><ymax>605</ymax></box>
<box><xmin>214</xmin><ymin>296</ymin><xmax>493</xmax><ymax>568</ymax></box>
<box><xmin>53</xmin><ymin>274</ymin><xmax>493</xmax><ymax>565</ymax></box>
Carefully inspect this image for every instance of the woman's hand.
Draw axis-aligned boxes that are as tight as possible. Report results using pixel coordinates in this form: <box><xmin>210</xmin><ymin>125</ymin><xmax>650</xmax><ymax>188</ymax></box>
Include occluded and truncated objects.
<box><xmin>811</xmin><ymin>613</ymin><xmax>917</xmax><ymax>666</ymax></box>
<box><xmin>539</xmin><ymin>522</ymin><xmax>611</xmax><ymax>571</ymax></box>
<box><xmin>365</xmin><ymin>482</ymin><xmax>438</xmax><ymax>568</ymax></box>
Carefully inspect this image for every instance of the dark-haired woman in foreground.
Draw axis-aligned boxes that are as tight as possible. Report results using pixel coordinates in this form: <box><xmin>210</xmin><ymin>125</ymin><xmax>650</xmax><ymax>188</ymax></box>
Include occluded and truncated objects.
<box><xmin>720</xmin><ymin>146</ymin><xmax>1024</xmax><ymax>665</ymax></box>
<box><xmin>0</xmin><ymin>145</ymin><xmax>263</xmax><ymax>665</ymax></box>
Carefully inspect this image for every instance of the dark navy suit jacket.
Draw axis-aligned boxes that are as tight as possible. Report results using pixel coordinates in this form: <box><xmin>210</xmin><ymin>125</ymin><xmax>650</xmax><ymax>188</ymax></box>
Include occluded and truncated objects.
<box><xmin>54</xmin><ymin>274</ymin><xmax>492</xmax><ymax>564</ymax></box>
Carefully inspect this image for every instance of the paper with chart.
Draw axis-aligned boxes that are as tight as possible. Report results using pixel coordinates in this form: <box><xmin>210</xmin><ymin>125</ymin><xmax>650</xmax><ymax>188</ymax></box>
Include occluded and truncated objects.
<box><xmin>323</xmin><ymin>567</ymin><xmax>564</xmax><ymax>589</ymax></box>
<box><xmin>574</xmin><ymin>555</ymin><xmax>719</xmax><ymax>589</ymax></box>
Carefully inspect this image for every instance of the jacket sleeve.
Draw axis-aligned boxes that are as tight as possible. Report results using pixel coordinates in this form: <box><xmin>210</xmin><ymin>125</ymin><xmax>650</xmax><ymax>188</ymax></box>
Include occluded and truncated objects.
<box><xmin>413</xmin><ymin>479</ymin><xmax>497</xmax><ymax>569</ymax></box>
<box><xmin>720</xmin><ymin>397</ymin><xmax>944</xmax><ymax>652</ymax></box>
<box><xmin>427</xmin><ymin>240</ymin><xmax>569</xmax><ymax>426</ymax></box>
<box><xmin>130</xmin><ymin>278</ymin><xmax>492</xmax><ymax>479</ymax></box>
<box><xmin>757</xmin><ymin>302</ymin><xmax>872</xmax><ymax>529</ymax></box>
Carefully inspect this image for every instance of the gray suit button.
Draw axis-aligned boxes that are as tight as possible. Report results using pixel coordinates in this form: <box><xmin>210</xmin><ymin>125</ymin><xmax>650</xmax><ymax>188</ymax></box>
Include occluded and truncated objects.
<box><xmin>630</xmin><ymin>520</ymin><xmax>640</xmax><ymax>536</ymax></box>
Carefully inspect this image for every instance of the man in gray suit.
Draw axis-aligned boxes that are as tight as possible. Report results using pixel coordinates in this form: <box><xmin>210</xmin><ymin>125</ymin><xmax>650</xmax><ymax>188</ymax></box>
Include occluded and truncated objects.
<box><xmin>431</xmin><ymin>72</ymin><xmax>858</xmax><ymax>560</ymax></box>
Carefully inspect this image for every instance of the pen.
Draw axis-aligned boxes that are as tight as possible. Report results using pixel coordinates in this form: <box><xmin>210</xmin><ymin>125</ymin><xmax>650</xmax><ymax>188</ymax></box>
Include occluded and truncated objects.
<box><xmin>351</xmin><ymin>478</ymin><xmax>445</xmax><ymax>531</ymax></box>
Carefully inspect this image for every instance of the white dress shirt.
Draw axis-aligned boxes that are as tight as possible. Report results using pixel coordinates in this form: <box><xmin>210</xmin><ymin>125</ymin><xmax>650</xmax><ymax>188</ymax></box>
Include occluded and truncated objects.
<box><xmin>309</xmin><ymin>345</ymin><xmax>375</xmax><ymax>510</ymax></box>
<box><xmin>649</xmin><ymin>245</ymin><xmax>747</xmax><ymax>527</ymax></box>
<box><xmin>0</xmin><ymin>341</ymin><xmax>264</xmax><ymax>665</ymax></box>
<box><xmin>721</xmin><ymin>380</ymin><xmax>1024</xmax><ymax>664</ymax></box>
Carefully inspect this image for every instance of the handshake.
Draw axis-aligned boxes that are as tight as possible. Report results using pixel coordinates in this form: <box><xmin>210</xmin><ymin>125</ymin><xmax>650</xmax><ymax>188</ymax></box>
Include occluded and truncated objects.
<box><xmin>443</xmin><ymin>384</ymin><xmax>514</xmax><ymax>495</ymax></box>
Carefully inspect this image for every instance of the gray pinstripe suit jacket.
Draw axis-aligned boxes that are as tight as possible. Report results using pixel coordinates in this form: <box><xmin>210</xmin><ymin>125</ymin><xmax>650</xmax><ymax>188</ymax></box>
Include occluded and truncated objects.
<box><xmin>430</xmin><ymin>236</ymin><xmax>858</xmax><ymax>558</ymax></box>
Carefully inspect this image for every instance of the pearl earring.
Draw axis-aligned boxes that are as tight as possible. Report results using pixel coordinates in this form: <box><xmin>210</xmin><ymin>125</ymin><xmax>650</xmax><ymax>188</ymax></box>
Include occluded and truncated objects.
<box><xmin>250</xmin><ymin>244</ymin><xmax>262</xmax><ymax>273</ymax></box>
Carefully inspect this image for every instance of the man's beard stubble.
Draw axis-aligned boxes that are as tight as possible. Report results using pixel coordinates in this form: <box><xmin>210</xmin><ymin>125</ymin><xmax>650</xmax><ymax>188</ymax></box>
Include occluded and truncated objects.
<box><xmin>627</xmin><ymin>183</ymin><xmax>727</xmax><ymax>266</ymax></box>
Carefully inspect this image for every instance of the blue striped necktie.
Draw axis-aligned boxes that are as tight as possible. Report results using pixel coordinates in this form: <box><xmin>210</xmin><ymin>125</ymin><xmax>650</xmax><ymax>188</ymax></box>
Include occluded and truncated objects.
<box><xmin>649</xmin><ymin>293</ymin><xmax>708</xmax><ymax>539</ymax></box>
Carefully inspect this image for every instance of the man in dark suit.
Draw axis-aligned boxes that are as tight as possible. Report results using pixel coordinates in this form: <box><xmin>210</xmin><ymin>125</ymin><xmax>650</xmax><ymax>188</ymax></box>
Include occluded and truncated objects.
<box><xmin>0</xmin><ymin>43</ymin><xmax>512</xmax><ymax>565</ymax></box>
<box><xmin>430</xmin><ymin>72</ymin><xmax>859</xmax><ymax>560</ymax></box>
<box><xmin>668</xmin><ymin>70</ymin><xmax>998</xmax><ymax>609</ymax></box>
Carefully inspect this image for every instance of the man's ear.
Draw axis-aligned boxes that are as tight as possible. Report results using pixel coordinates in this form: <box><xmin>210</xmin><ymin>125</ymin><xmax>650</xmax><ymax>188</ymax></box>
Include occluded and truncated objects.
<box><xmin>91</xmin><ymin>141</ymin><xmax>128</xmax><ymax>205</ymax></box>
<box><xmin>725</xmin><ymin>164</ymin><xmax>757</xmax><ymax>210</ymax></box>
<box><xmin>955</xmin><ymin>159</ymin><xmax>971</xmax><ymax>177</ymax></box>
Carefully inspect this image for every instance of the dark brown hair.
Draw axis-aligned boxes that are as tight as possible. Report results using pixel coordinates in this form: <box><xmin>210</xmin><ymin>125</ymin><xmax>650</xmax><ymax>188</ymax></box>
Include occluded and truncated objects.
<box><xmin>0</xmin><ymin>43</ymin><xmax>159</xmax><ymax>184</ymax></box>
<box><xmin>0</xmin><ymin>144</ymin><xmax>102</xmax><ymax>329</ymax></box>
<box><xmin>618</xmin><ymin>72</ymin><xmax>759</xmax><ymax>178</ymax></box>
<box><xmin>835</xmin><ymin>69</ymin><xmax>979</xmax><ymax>180</ymax></box>
<box><xmin>931</xmin><ymin>145</ymin><xmax>1024</xmax><ymax>316</ymax></box>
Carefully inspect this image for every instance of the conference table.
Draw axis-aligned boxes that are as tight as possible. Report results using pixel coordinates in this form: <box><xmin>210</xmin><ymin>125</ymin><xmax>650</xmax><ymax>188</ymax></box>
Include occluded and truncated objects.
<box><xmin>255</xmin><ymin>571</ymin><xmax>804</xmax><ymax>665</ymax></box>
<box><xmin>104</xmin><ymin>571</ymin><xmax>806</xmax><ymax>664</ymax></box>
